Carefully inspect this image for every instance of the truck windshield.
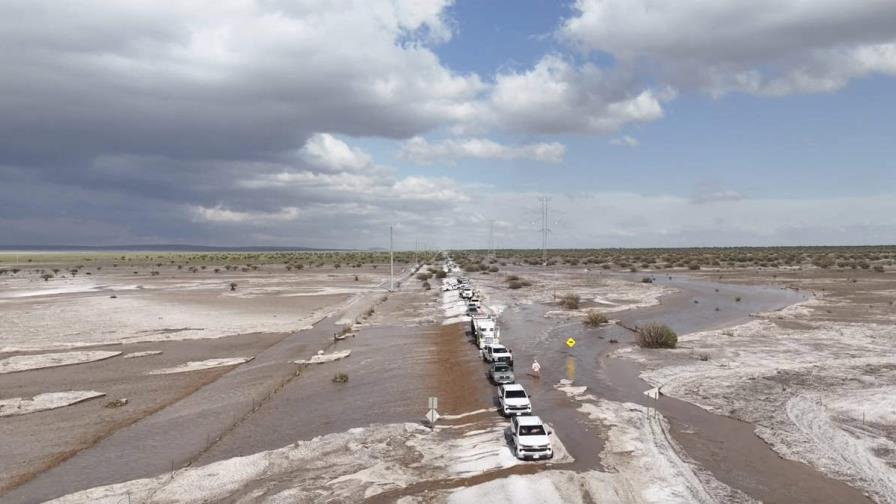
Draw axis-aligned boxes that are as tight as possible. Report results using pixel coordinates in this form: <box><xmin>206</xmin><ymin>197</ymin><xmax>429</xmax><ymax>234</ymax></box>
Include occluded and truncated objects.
<box><xmin>505</xmin><ymin>390</ymin><xmax>527</xmax><ymax>399</ymax></box>
<box><xmin>494</xmin><ymin>365</ymin><xmax>510</xmax><ymax>372</ymax></box>
<box><xmin>519</xmin><ymin>425</ymin><xmax>546</xmax><ymax>436</ymax></box>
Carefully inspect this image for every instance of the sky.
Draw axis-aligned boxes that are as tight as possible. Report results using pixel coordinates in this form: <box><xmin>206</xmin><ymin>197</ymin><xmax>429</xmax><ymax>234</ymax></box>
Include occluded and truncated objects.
<box><xmin>1</xmin><ymin>0</ymin><xmax>895</xmax><ymax>250</ymax></box>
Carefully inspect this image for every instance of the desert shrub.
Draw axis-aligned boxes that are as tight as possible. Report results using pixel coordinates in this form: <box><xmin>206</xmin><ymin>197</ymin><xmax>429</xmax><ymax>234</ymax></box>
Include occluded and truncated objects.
<box><xmin>41</xmin><ymin>273</ymin><xmax>54</xmax><ymax>281</ymax></box>
<box><xmin>559</xmin><ymin>293</ymin><xmax>580</xmax><ymax>310</ymax></box>
<box><xmin>104</xmin><ymin>398</ymin><xmax>128</xmax><ymax>408</ymax></box>
<box><xmin>637</xmin><ymin>323</ymin><xmax>678</xmax><ymax>349</ymax></box>
<box><xmin>507</xmin><ymin>277</ymin><xmax>532</xmax><ymax>289</ymax></box>
<box><xmin>435</xmin><ymin>270</ymin><xmax>447</xmax><ymax>279</ymax></box>
<box><xmin>422</xmin><ymin>281</ymin><xmax>431</xmax><ymax>290</ymax></box>
<box><xmin>416</xmin><ymin>272</ymin><xmax>432</xmax><ymax>281</ymax></box>
<box><xmin>641</xmin><ymin>277</ymin><xmax>653</xmax><ymax>283</ymax></box>
<box><xmin>873</xmin><ymin>265</ymin><xmax>885</xmax><ymax>273</ymax></box>
<box><xmin>488</xmin><ymin>266</ymin><xmax>499</xmax><ymax>273</ymax></box>
<box><xmin>735</xmin><ymin>296</ymin><xmax>742</xmax><ymax>302</ymax></box>
<box><xmin>688</xmin><ymin>263</ymin><xmax>701</xmax><ymax>270</ymax></box>
<box><xmin>229</xmin><ymin>282</ymin><xmax>237</xmax><ymax>291</ymax></box>
<box><xmin>332</xmin><ymin>372</ymin><xmax>349</xmax><ymax>383</ymax></box>
<box><xmin>583</xmin><ymin>311</ymin><xmax>608</xmax><ymax>327</ymax></box>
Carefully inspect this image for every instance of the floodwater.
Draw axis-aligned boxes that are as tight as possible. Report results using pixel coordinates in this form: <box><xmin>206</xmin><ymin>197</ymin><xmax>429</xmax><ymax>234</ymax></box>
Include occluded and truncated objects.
<box><xmin>497</xmin><ymin>274</ymin><xmax>871</xmax><ymax>503</ymax></box>
<box><xmin>4</xmin><ymin>273</ymin><xmax>874</xmax><ymax>503</ymax></box>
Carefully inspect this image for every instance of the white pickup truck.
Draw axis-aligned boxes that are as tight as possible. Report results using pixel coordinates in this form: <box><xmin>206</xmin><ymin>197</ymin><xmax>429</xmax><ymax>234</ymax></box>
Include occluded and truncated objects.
<box><xmin>509</xmin><ymin>415</ymin><xmax>553</xmax><ymax>460</ymax></box>
<box><xmin>498</xmin><ymin>383</ymin><xmax>531</xmax><ymax>416</ymax></box>
<box><xmin>481</xmin><ymin>343</ymin><xmax>512</xmax><ymax>364</ymax></box>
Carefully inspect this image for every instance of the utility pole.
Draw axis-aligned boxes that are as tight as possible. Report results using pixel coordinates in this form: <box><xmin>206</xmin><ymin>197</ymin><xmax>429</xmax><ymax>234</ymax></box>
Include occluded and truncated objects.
<box><xmin>488</xmin><ymin>220</ymin><xmax>495</xmax><ymax>259</ymax></box>
<box><xmin>414</xmin><ymin>239</ymin><xmax>418</xmax><ymax>266</ymax></box>
<box><xmin>538</xmin><ymin>196</ymin><xmax>551</xmax><ymax>266</ymax></box>
<box><xmin>389</xmin><ymin>226</ymin><xmax>394</xmax><ymax>291</ymax></box>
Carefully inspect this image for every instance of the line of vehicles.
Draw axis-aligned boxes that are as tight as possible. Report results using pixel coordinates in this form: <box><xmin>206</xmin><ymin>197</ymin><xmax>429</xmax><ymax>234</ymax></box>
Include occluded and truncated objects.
<box><xmin>441</xmin><ymin>260</ymin><xmax>554</xmax><ymax>461</ymax></box>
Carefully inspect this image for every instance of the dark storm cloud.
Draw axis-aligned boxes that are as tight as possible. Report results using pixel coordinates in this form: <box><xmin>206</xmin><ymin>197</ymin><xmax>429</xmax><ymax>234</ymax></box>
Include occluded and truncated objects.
<box><xmin>0</xmin><ymin>1</ymin><xmax>484</xmax><ymax>246</ymax></box>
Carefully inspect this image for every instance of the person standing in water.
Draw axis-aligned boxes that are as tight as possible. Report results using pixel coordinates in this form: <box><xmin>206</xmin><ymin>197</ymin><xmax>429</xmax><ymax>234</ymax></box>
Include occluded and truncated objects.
<box><xmin>531</xmin><ymin>359</ymin><xmax>541</xmax><ymax>378</ymax></box>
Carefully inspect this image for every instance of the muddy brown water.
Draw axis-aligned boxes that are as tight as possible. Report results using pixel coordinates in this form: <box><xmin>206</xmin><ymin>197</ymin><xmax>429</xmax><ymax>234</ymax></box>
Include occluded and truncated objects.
<box><xmin>497</xmin><ymin>274</ymin><xmax>871</xmax><ymax>504</ymax></box>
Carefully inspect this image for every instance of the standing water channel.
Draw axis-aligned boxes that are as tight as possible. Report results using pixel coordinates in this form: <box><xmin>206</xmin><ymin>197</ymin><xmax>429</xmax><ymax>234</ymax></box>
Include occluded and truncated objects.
<box><xmin>496</xmin><ymin>273</ymin><xmax>871</xmax><ymax>504</ymax></box>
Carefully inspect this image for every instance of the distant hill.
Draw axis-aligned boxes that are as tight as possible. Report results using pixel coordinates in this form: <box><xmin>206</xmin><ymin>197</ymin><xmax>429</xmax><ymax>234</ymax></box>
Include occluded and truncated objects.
<box><xmin>0</xmin><ymin>244</ymin><xmax>333</xmax><ymax>252</ymax></box>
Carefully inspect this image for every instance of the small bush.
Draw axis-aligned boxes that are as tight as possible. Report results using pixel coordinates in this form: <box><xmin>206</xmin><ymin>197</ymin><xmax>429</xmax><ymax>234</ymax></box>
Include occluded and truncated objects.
<box><xmin>641</xmin><ymin>277</ymin><xmax>653</xmax><ymax>283</ymax></box>
<box><xmin>735</xmin><ymin>296</ymin><xmax>742</xmax><ymax>302</ymax></box>
<box><xmin>435</xmin><ymin>270</ymin><xmax>447</xmax><ymax>278</ymax></box>
<box><xmin>104</xmin><ymin>398</ymin><xmax>128</xmax><ymax>408</ymax></box>
<box><xmin>230</xmin><ymin>282</ymin><xmax>238</xmax><ymax>291</ymax></box>
<box><xmin>508</xmin><ymin>278</ymin><xmax>532</xmax><ymax>289</ymax></box>
<box><xmin>422</xmin><ymin>281</ymin><xmax>431</xmax><ymax>290</ymax></box>
<box><xmin>637</xmin><ymin>323</ymin><xmax>678</xmax><ymax>349</ymax></box>
<box><xmin>873</xmin><ymin>265</ymin><xmax>885</xmax><ymax>273</ymax></box>
<box><xmin>583</xmin><ymin>310</ymin><xmax>608</xmax><ymax>327</ymax></box>
<box><xmin>332</xmin><ymin>372</ymin><xmax>349</xmax><ymax>383</ymax></box>
<box><xmin>559</xmin><ymin>293</ymin><xmax>580</xmax><ymax>310</ymax></box>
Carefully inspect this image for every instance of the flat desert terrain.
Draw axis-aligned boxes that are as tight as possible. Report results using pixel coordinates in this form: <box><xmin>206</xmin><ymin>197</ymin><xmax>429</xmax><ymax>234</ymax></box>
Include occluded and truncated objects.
<box><xmin>1</xmin><ymin>248</ymin><xmax>894</xmax><ymax>504</ymax></box>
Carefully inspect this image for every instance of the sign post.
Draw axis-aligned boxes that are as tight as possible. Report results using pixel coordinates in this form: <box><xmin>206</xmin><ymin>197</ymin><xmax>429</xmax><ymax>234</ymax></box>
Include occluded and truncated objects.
<box><xmin>425</xmin><ymin>396</ymin><xmax>440</xmax><ymax>430</ymax></box>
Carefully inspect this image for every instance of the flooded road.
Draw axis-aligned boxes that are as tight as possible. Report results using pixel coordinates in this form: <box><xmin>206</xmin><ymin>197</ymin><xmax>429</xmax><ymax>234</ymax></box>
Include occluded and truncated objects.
<box><xmin>497</xmin><ymin>274</ymin><xmax>871</xmax><ymax>503</ymax></box>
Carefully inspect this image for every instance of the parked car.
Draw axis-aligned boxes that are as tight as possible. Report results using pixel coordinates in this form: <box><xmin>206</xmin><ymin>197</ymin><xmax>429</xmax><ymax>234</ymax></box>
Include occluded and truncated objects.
<box><xmin>498</xmin><ymin>383</ymin><xmax>531</xmax><ymax>416</ymax></box>
<box><xmin>482</xmin><ymin>343</ymin><xmax>512</xmax><ymax>364</ymax></box>
<box><xmin>489</xmin><ymin>362</ymin><xmax>514</xmax><ymax>384</ymax></box>
<box><xmin>509</xmin><ymin>415</ymin><xmax>553</xmax><ymax>460</ymax></box>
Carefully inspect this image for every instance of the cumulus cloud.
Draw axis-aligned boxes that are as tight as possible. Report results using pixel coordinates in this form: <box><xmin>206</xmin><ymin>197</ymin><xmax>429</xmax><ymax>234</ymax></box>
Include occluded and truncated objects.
<box><xmin>609</xmin><ymin>136</ymin><xmax>639</xmax><ymax>147</ymax></box>
<box><xmin>399</xmin><ymin>137</ymin><xmax>565</xmax><ymax>163</ymax></box>
<box><xmin>192</xmin><ymin>206</ymin><xmax>301</xmax><ymax>223</ymax></box>
<box><xmin>485</xmin><ymin>55</ymin><xmax>669</xmax><ymax>134</ymax></box>
<box><xmin>1</xmin><ymin>1</ymin><xmax>892</xmax><ymax>248</ymax></box>
<box><xmin>0</xmin><ymin>0</ymin><xmax>484</xmax><ymax>167</ymax></box>
<box><xmin>300</xmin><ymin>133</ymin><xmax>374</xmax><ymax>172</ymax></box>
<box><xmin>560</xmin><ymin>0</ymin><xmax>896</xmax><ymax>96</ymax></box>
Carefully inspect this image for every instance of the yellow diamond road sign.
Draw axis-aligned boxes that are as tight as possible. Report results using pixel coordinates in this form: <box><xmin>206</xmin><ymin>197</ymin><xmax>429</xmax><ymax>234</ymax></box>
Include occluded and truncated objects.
<box><xmin>566</xmin><ymin>337</ymin><xmax>576</xmax><ymax>348</ymax></box>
